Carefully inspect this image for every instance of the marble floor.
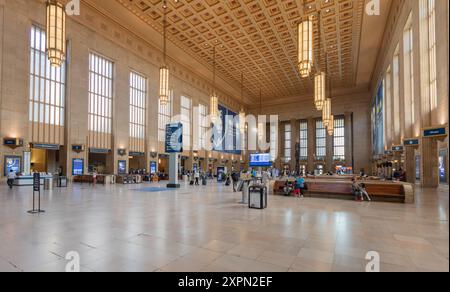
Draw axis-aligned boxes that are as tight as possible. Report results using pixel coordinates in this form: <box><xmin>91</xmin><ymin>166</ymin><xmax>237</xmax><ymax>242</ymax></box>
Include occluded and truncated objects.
<box><xmin>0</xmin><ymin>180</ymin><xmax>448</xmax><ymax>272</ymax></box>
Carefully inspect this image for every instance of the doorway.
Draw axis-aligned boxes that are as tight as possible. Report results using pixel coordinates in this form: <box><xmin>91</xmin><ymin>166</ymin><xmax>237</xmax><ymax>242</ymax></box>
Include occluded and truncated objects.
<box><xmin>30</xmin><ymin>148</ymin><xmax>61</xmax><ymax>174</ymax></box>
<box><xmin>129</xmin><ymin>155</ymin><xmax>146</xmax><ymax>173</ymax></box>
<box><xmin>88</xmin><ymin>153</ymin><xmax>109</xmax><ymax>174</ymax></box>
<box><xmin>158</xmin><ymin>156</ymin><xmax>168</xmax><ymax>175</ymax></box>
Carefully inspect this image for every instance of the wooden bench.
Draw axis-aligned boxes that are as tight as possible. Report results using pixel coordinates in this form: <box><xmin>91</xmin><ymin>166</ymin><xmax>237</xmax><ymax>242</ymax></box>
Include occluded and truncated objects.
<box><xmin>272</xmin><ymin>178</ymin><xmax>414</xmax><ymax>204</ymax></box>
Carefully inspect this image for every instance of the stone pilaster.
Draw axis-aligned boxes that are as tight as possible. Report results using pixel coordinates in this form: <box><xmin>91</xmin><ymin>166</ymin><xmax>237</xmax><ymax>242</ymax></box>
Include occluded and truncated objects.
<box><xmin>344</xmin><ymin>112</ymin><xmax>353</xmax><ymax>168</ymax></box>
<box><xmin>290</xmin><ymin>119</ymin><xmax>299</xmax><ymax>171</ymax></box>
<box><xmin>404</xmin><ymin>146</ymin><xmax>416</xmax><ymax>183</ymax></box>
<box><xmin>326</xmin><ymin>128</ymin><xmax>333</xmax><ymax>173</ymax></box>
<box><xmin>307</xmin><ymin>117</ymin><xmax>316</xmax><ymax>173</ymax></box>
<box><xmin>421</xmin><ymin>137</ymin><xmax>439</xmax><ymax>187</ymax></box>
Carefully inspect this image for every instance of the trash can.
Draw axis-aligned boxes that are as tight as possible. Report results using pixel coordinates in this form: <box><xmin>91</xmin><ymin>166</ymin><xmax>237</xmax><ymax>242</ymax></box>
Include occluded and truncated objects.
<box><xmin>248</xmin><ymin>186</ymin><xmax>267</xmax><ymax>209</ymax></box>
<box><xmin>44</xmin><ymin>178</ymin><xmax>53</xmax><ymax>190</ymax></box>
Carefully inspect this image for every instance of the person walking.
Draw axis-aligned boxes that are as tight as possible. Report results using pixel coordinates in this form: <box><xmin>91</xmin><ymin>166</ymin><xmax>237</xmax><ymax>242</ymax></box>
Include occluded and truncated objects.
<box><xmin>92</xmin><ymin>171</ymin><xmax>97</xmax><ymax>187</ymax></box>
<box><xmin>231</xmin><ymin>171</ymin><xmax>240</xmax><ymax>192</ymax></box>
<box><xmin>194</xmin><ymin>171</ymin><xmax>200</xmax><ymax>186</ymax></box>
<box><xmin>7</xmin><ymin>170</ymin><xmax>16</xmax><ymax>189</ymax></box>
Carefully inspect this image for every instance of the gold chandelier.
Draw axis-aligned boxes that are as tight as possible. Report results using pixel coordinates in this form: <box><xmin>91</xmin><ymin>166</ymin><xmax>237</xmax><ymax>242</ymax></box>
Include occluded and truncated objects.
<box><xmin>297</xmin><ymin>15</ymin><xmax>313</xmax><ymax>78</ymax></box>
<box><xmin>327</xmin><ymin>115</ymin><xmax>334</xmax><ymax>136</ymax></box>
<box><xmin>239</xmin><ymin>73</ymin><xmax>246</xmax><ymax>133</ymax></box>
<box><xmin>314</xmin><ymin>72</ymin><xmax>326</xmax><ymax>110</ymax></box>
<box><xmin>314</xmin><ymin>11</ymin><xmax>325</xmax><ymax>111</ymax></box>
<box><xmin>46</xmin><ymin>0</ymin><xmax>66</xmax><ymax>67</ymax></box>
<box><xmin>210</xmin><ymin>46</ymin><xmax>219</xmax><ymax>119</ymax></box>
<box><xmin>257</xmin><ymin>89</ymin><xmax>264</xmax><ymax>141</ymax></box>
<box><xmin>159</xmin><ymin>0</ymin><xmax>169</xmax><ymax>106</ymax></box>
<box><xmin>323</xmin><ymin>98</ymin><xmax>332</xmax><ymax>127</ymax></box>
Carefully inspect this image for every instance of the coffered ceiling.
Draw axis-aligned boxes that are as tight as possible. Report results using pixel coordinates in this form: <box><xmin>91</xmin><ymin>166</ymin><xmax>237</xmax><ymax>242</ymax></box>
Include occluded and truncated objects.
<box><xmin>84</xmin><ymin>0</ymin><xmax>390</xmax><ymax>104</ymax></box>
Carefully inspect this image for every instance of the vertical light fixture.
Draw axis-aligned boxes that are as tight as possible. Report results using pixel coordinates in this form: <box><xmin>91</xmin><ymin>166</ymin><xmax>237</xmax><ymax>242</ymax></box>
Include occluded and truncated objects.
<box><xmin>46</xmin><ymin>0</ymin><xmax>66</xmax><ymax>67</ymax></box>
<box><xmin>323</xmin><ymin>98</ymin><xmax>331</xmax><ymax>127</ymax></box>
<box><xmin>315</xmin><ymin>72</ymin><xmax>326</xmax><ymax>111</ymax></box>
<box><xmin>327</xmin><ymin>115</ymin><xmax>334</xmax><ymax>136</ymax></box>
<box><xmin>298</xmin><ymin>14</ymin><xmax>313</xmax><ymax>78</ymax></box>
<box><xmin>239</xmin><ymin>73</ymin><xmax>246</xmax><ymax>133</ymax></box>
<box><xmin>159</xmin><ymin>0</ymin><xmax>169</xmax><ymax>106</ymax></box>
<box><xmin>210</xmin><ymin>46</ymin><xmax>219</xmax><ymax>120</ymax></box>
<box><xmin>314</xmin><ymin>11</ymin><xmax>325</xmax><ymax>111</ymax></box>
<box><xmin>257</xmin><ymin>89</ymin><xmax>264</xmax><ymax>141</ymax></box>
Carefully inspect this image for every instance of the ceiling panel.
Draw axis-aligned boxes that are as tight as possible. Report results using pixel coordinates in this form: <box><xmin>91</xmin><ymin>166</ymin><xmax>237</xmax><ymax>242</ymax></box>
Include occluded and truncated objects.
<box><xmin>115</xmin><ymin>0</ymin><xmax>366</xmax><ymax>101</ymax></box>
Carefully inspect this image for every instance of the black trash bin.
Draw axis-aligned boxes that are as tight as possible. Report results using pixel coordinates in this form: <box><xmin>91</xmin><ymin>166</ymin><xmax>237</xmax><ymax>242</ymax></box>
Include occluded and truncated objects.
<box><xmin>248</xmin><ymin>186</ymin><xmax>267</xmax><ymax>209</ymax></box>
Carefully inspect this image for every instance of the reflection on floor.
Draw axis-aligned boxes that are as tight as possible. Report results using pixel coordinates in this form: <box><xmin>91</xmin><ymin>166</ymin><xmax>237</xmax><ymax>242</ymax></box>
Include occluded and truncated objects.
<box><xmin>0</xmin><ymin>181</ymin><xmax>448</xmax><ymax>272</ymax></box>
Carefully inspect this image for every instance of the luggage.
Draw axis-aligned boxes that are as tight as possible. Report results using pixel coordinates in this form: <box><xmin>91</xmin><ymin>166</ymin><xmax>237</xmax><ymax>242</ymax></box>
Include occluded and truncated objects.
<box><xmin>237</xmin><ymin>181</ymin><xmax>244</xmax><ymax>192</ymax></box>
<box><xmin>190</xmin><ymin>180</ymin><xmax>194</xmax><ymax>186</ymax></box>
<box><xmin>202</xmin><ymin>179</ymin><xmax>207</xmax><ymax>186</ymax></box>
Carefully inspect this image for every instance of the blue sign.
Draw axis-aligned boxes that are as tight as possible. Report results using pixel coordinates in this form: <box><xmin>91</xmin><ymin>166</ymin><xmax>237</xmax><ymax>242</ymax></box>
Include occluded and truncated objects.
<box><xmin>90</xmin><ymin>148</ymin><xmax>110</xmax><ymax>154</ymax></box>
<box><xmin>424</xmin><ymin>127</ymin><xmax>446</xmax><ymax>137</ymax></box>
<box><xmin>165</xmin><ymin>123</ymin><xmax>183</xmax><ymax>153</ymax></box>
<box><xmin>4</xmin><ymin>156</ymin><xmax>21</xmax><ymax>176</ymax></box>
<box><xmin>72</xmin><ymin>159</ymin><xmax>84</xmax><ymax>175</ymax></box>
<box><xmin>404</xmin><ymin>139</ymin><xmax>420</xmax><ymax>146</ymax></box>
<box><xmin>249</xmin><ymin>153</ymin><xmax>272</xmax><ymax>167</ymax></box>
<box><xmin>118</xmin><ymin>160</ymin><xmax>127</xmax><ymax>174</ymax></box>
<box><xmin>392</xmin><ymin>146</ymin><xmax>404</xmax><ymax>152</ymax></box>
<box><xmin>213</xmin><ymin>104</ymin><xmax>241</xmax><ymax>155</ymax></box>
<box><xmin>150</xmin><ymin>161</ymin><xmax>157</xmax><ymax>174</ymax></box>
<box><xmin>372</xmin><ymin>82</ymin><xmax>385</xmax><ymax>155</ymax></box>
<box><xmin>33</xmin><ymin>143</ymin><xmax>60</xmax><ymax>150</ymax></box>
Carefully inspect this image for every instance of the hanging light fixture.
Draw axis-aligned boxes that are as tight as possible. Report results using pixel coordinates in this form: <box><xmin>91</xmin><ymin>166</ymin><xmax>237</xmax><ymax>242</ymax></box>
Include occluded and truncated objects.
<box><xmin>239</xmin><ymin>73</ymin><xmax>246</xmax><ymax>133</ymax></box>
<box><xmin>327</xmin><ymin>115</ymin><xmax>334</xmax><ymax>136</ymax></box>
<box><xmin>257</xmin><ymin>89</ymin><xmax>264</xmax><ymax>141</ymax></box>
<box><xmin>46</xmin><ymin>0</ymin><xmax>66</xmax><ymax>67</ymax></box>
<box><xmin>314</xmin><ymin>11</ymin><xmax>325</xmax><ymax>111</ymax></box>
<box><xmin>159</xmin><ymin>0</ymin><xmax>169</xmax><ymax>106</ymax></box>
<box><xmin>297</xmin><ymin>15</ymin><xmax>313</xmax><ymax>78</ymax></box>
<box><xmin>210</xmin><ymin>46</ymin><xmax>219</xmax><ymax>120</ymax></box>
<box><xmin>322</xmin><ymin>98</ymin><xmax>332</xmax><ymax>127</ymax></box>
<box><xmin>315</xmin><ymin>72</ymin><xmax>326</xmax><ymax>111</ymax></box>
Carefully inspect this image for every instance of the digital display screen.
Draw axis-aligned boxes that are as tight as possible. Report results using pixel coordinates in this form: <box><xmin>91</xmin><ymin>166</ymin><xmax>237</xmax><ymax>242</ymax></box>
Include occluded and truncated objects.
<box><xmin>118</xmin><ymin>160</ymin><xmax>127</xmax><ymax>174</ymax></box>
<box><xmin>150</xmin><ymin>162</ymin><xmax>157</xmax><ymax>174</ymax></box>
<box><xmin>4</xmin><ymin>156</ymin><xmax>21</xmax><ymax>176</ymax></box>
<box><xmin>72</xmin><ymin>159</ymin><xmax>84</xmax><ymax>176</ymax></box>
<box><xmin>249</xmin><ymin>153</ymin><xmax>272</xmax><ymax>167</ymax></box>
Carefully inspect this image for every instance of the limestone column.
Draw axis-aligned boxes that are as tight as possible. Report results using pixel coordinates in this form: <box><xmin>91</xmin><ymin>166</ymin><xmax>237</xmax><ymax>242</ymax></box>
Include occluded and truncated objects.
<box><xmin>344</xmin><ymin>112</ymin><xmax>353</xmax><ymax>169</ymax></box>
<box><xmin>404</xmin><ymin>146</ymin><xmax>416</xmax><ymax>183</ymax></box>
<box><xmin>326</xmin><ymin>127</ymin><xmax>333</xmax><ymax>173</ymax></box>
<box><xmin>307</xmin><ymin>117</ymin><xmax>316</xmax><ymax>173</ymax></box>
<box><xmin>276</xmin><ymin>121</ymin><xmax>283</xmax><ymax>169</ymax></box>
<box><xmin>290</xmin><ymin>119</ymin><xmax>299</xmax><ymax>171</ymax></box>
<box><xmin>421</xmin><ymin>137</ymin><xmax>439</xmax><ymax>187</ymax></box>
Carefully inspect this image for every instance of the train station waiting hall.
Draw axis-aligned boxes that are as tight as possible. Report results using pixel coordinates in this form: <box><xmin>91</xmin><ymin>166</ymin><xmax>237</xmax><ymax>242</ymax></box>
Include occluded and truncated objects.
<box><xmin>0</xmin><ymin>0</ymin><xmax>448</xmax><ymax>273</ymax></box>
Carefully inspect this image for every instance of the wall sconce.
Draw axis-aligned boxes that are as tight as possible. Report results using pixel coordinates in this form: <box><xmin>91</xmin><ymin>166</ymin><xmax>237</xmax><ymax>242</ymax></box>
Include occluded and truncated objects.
<box><xmin>118</xmin><ymin>149</ymin><xmax>127</xmax><ymax>156</ymax></box>
<box><xmin>150</xmin><ymin>152</ymin><xmax>158</xmax><ymax>159</ymax></box>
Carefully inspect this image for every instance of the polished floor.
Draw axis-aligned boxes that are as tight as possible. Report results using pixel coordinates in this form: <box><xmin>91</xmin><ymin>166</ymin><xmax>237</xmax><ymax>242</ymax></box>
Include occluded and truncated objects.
<box><xmin>0</xmin><ymin>180</ymin><xmax>448</xmax><ymax>272</ymax></box>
